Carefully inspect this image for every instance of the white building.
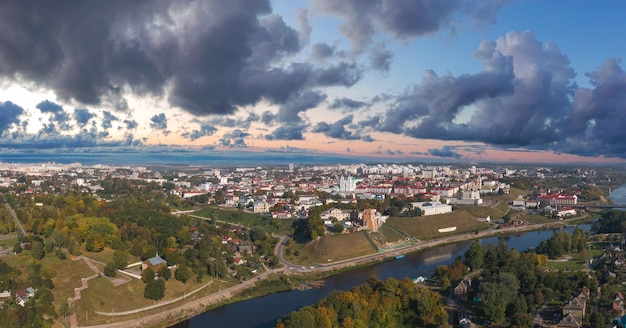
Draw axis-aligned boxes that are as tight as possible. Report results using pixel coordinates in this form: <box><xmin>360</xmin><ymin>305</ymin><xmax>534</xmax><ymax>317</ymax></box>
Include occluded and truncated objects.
<box><xmin>339</xmin><ymin>175</ymin><xmax>361</xmax><ymax>193</ymax></box>
<box><xmin>412</xmin><ymin>202</ymin><xmax>453</xmax><ymax>216</ymax></box>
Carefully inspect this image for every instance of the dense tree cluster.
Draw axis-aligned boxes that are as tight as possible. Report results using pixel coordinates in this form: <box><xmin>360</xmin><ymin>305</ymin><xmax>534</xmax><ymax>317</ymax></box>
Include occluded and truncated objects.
<box><xmin>0</xmin><ymin>176</ymin><xmax>275</xmax><ymax>316</ymax></box>
<box><xmin>0</xmin><ymin>259</ymin><xmax>57</xmax><ymax>327</ymax></box>
<box><xmin>536</xmin><ymin>227</ymin><xmax>589</xmax><ymax>258</ymax></box>
<box><xmin>462</xmin><ymin>238</ymin><xmax>597</xmax><ymax>326</ymax></box>
<box><xmin>275</xmin><ymin>276</ymin><xmax>447</xmax><ymax>328</ymax></box>
<box><xmin>592</xmin><ymin>210</ymin><xmax>626</xmax><ymax>234</ymax></box>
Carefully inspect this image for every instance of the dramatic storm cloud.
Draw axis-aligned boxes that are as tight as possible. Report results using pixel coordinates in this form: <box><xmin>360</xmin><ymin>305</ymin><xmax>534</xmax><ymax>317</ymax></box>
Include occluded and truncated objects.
<box><xmin>360</xmin><ymin>31</ymin><xmax>591</xmax><ymax>152</ymax></box>
<box><xmin>0</xmin><ymin>0</ymin><xmax>363</xmax><ymax>118</ymax></box>
<box><xmin>311</xmin><ymin>0</ymin><xmax>509</xmax><ymax>51</ymax></box>
<box><xmin>0</xmin><ymin>101</ymin><xmax>23</xmax><ymax>133</ymax></box>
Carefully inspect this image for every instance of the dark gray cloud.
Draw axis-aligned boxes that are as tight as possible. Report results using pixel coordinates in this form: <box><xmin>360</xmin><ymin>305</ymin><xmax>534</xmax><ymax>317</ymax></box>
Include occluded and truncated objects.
<box><xmin>428</xmin><ymin>146</ymin><xmax>462</xmax><ymax>159</ymax></box>
<box><xmin>223</xmin><ymin>129</ymin><xmax>250</xmax><ymax>139</ymax></box>
<box><xmin>218</xmin><ymin>129</ymin><xmax>249</xmax><ymax>147</ymax></box>
<box><xmin>36</xmin><ymin>100</ymin><xmax>71</xmax><ymax>131</ymax></box>
<box><xmin>0</xmin><ymin>101</ymin><xmax>23</xmax><ymax>133</ymax></box>
<box><xmin>557</xmin><ymin>58</ymin><xmax>626</xmax><ymax>157</ymax></box>
<box><xmin>208</xmin><ymin>112</ymin><xmax>260</xmax><ymax>129</ymax></box>
<box><xmin>370</xmin><ymin>46</ymin><xmax>393</xmax><ymax>72</ymax></box>
<box><xmin>150</xmin><ymin>113</ymin><xmax>168</xmax><ymax>131</ymax></box>
<box><xmin>183</xmin><ymin>124</ymin><xmax>217</xmax><ymax>141</ymax></box>
<box><xmin>261</xmin><ymin>111</ymin><xmax>276</xmax><ymax>125</ymax></box>
<box><xmin>123</xmin><ymin>119</ymin><xmax>138</xmax><ymax>130</ymax></box>
<box><xmin>311</xmin><ymin>115</ymin><xmax>361</xmax><ymax>140</ymax></box>
<box><xmin>101</xmin><ymin>111</ymin><xmax>118</xmax><ymax>130</ymax></box>
<box><xmin>277</xmin><ymin>91</ymin><xmax>326</xmax><ymax>122</ymax></box>
<box><xmin>74</xmin><ymin>108</ymin><xmax>94</xmax><ymax>127</ymax></box>
<box><xmin>265</xmin><ymin>124</ymin><xmax>307</xmax><ymax>140</ymax></box>
<box><xmin>360</xmin><ymin>31</ymin><xmax>582</xmax><ymax>151</ymax></box>
<box><xmin>0</xmin><ymin>1</ymin><xmax>364</xmax><ymax>119</ymax></box>
<box><xmin>311</xmin><ymin>43</ymin><xmax>335</xmax><ymax>61</ymax></box>
<box><xmin>312</xmin><ymin>0</ymin><xmax>509</xmax><ymax>51</ymax></box>
<box><xmin>329</xmin><ymin>97</ymin><xmax>368</xmax><ymax>112</ymax></box>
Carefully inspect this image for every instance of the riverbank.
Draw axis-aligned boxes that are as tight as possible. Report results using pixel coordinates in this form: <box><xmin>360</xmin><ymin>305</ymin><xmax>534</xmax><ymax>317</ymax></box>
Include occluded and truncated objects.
<box><xmin>81</xmin><ymin>215</ymin><xmax>595</xmax><ymax>328</ymax></box>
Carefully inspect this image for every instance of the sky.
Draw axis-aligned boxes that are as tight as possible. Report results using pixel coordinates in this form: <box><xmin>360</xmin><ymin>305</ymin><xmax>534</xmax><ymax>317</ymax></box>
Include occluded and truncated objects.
<box><xmin>0</xmin><ymin>0</ymin><xmax>625</xmax><ymax>165</ymax></box>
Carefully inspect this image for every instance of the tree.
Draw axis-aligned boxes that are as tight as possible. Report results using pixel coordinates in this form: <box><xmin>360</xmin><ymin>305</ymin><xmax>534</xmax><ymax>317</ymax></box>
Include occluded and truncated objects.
<box><xmin>142</xmin><ymin>267</ymin><xmax>155</xmax><ymax>283</ymax></box>
<box><xmin>31</xmin><ymin>240</ymin><xmax>45</xmax><ymax>260</ymax></box>
<box><xmin>160</xmin><ymin>267</ymin><xmax>171</xmax><ymax>281</ymax></box>
<box><xmin>175</xmin><ymin>264</ymin><xmax>191</xmax><ymax>283</ymax></box>
<box><xmin>104</xmin><ymin>259</ymin><xmax>117</xmax><ymax>277</ymax></box>
<box><xmin>333</xmin><ymin>222</ymin><xmax>344</xmax><ymax>233</ymax></box>
<box><xmin>85</xmin><ymin>232</ymin><xmax>105</xmax><ymax>252</ymax></box>
<box><xmin>13</xmin><ymin>242</ymin><xmax>22</xmax><ymax>254</ymax></box>
<box><xmin>144</xmin><ymin>279</ymin><xmax>165</xmax><ymax>301</ymax></box>
<box><xmin>464</xmin><ymin>240</ymin><xmax>484</xmax><ymax>271</ymax></box>
<box><xmin>113</xmin><ymin>249</ymin><xmax>129</xmax><ymax>269</ymax></box>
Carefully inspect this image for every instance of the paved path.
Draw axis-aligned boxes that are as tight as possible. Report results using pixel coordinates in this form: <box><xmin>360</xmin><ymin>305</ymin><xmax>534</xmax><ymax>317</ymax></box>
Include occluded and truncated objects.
<box><xmin>82</xmin><ymin>267</ymin><xmax>284</xmax><ymax>328</ymax></box>
<box><xmin>68</xmin><ymin>257</ymin><xmax>104</xmax><ymax>328</ymax></box>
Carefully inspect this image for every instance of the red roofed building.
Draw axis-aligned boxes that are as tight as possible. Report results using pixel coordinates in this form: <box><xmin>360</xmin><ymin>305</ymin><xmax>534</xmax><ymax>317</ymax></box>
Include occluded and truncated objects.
<box><xmin>539</xmin><ymin>193</ymin><xmax>578</xmax><ymax>206</ymax></box>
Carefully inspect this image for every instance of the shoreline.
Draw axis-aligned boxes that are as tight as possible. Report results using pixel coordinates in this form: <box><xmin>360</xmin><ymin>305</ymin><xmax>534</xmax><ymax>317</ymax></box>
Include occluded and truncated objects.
<box><xmin>80</xmin><ymin>215</ymin><xmax>595</xmax><ymax>328</ymax></box>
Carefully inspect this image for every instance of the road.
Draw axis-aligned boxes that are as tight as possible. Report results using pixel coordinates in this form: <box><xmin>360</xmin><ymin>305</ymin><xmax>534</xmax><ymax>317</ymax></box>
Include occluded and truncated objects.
<box><xmin>4</xmin><ymin>202</ymin><xmax>26</xmax><ymax>237</ymax></box>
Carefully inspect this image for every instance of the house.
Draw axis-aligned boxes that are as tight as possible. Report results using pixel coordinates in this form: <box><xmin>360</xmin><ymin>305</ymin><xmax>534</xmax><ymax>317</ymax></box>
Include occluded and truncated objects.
<box><xmin>238</xmin><ymin>245</ymin><xmax>253</xmax><ymax>255</ymax></box>
<box><xmin>539</xmin><ymin>193</ymin><xmax>578</xmax><ymax>206</ymax></box>
<box><xmin>15</xmin><ymin>287</ymin><xmax>36</xmax><ymax>307</ymax></box>
<box><xmin>454</xmin><ymin>277</ymin><xmax>472</xmax><ymax>299</ymax></box>
<box><xmin>253</xmin><ymin>200</ymin><xmax>270</xmax><ymax>213</ymax></box>
<box><xmin>563</xmin><ymin>297</ymin><xmax>587</xmax><ymax>322</ymax></box>
<box><xmin>556</xmin><ymin>312</ymin><xmax>582</xmax><ymax>327</ymax></box>
<box><xmin>557</xmin><ymin>207</ymin><xmax>577</xmax><ymax>218</ymax></box>
<box><xmin>320</xmin><ymin>208</ymin><xmax>352</xmax><ymax>221</ymax></box>
<box><xmin>233</xmin><ymin>257</ymin><xmax>246</xmax><ymax>265</ymax></box>
<box><xmin>142</xmin><ymin>254</ymin><xmax>167</xmax><ymax>273</ymax></box>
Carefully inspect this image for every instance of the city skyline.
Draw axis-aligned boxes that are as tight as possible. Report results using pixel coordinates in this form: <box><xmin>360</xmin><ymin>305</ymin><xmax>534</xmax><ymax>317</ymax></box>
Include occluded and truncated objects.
<box><xmin>0</xmin><ymin>1</ymin><xmax>625</xmax><ymax>164</ymax></box>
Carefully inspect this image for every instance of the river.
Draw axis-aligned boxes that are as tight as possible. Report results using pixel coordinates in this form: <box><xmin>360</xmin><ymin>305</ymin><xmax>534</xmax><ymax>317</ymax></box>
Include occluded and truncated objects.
<box><xmin>609</xmin><ymin>184</ymin><xmax>626</xmax><ymax>206</ymax></box>
<box><xmin>172</xmin><ymin>223</ymin><xmax>592</xmax><ymax>328</ymax></box>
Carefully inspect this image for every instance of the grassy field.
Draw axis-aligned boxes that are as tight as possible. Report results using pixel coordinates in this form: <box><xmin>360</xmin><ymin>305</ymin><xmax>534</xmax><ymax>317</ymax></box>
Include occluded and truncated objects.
<box><xmin>482</xmin><ymin>187</ymin><xmax>527</xmax><ymax>203</ymax></box>
<box><xmin>460</xmin><ymin>205</ymin><xmax>506</xmax><ymax>220</ymax></box>
<box><xmin>387</xmin><ymin>211</ymin><xmax>491</xmax><ymax>241</ymax></box>
<box><xmin>546</xmin><ymin>256</ymin><xmax>586</xmax><ymax>272</ymax></box>
<box><xmin>191</xmin><ymin>207</ymin><xmax>295</xmax><ymax>234</ymax></box>
<box><xmin>0</xmin><ymin>235</ymin><xmax>17</xmax><ymax>248</ymax></box>
<box><xmin>521</xmin><ymin>214</ymin><xmax>554</xmax><ymax>224</ymax></box>
<box><xmin>290</xmin><ymin>232</ymin><xmax>376</xmax><ymax>265</ymax></box>
<box><xmin>74</xmin><ymin>269</ymin><xmax>220</xmax><ymax>326</ymax></box>
<box><xmin>367</xmin><ymin>224</ymin><xmax>407</xmax><ymax>250</ymax></box>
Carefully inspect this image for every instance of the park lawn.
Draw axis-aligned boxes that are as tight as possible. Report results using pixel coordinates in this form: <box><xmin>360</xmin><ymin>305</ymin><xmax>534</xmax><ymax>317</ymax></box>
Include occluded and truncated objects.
<box><xmin>460</xmin><ymin>206</ymin><xmax>506</xmax><ymax>220</ymax></box>
<box><xmin>547</xmin><ymin>256</ymin><xmax>586</xmax><ymax>272</ymax></box>
<box><xmin>296</xmin><ymin>232</ymin><xmax>376</xmax><ymax>265</ymax></box>
<box><xmin>482</xmin><ymin>187</ymin><xmax>527</xmax><ymax>203</ymax></box>
<box><xmin>80</xmin><ymin>247</ymin><xmax>115</xmax><ymax>264</ymax></box>
<box><xmin>367</xmin><ymin>224</ymin><xmax>406</xmax><ymax>250</ymax></box>
<box><xmin>74</xmin><ymin>270</ymin><xmax>212</xmax><ymax>325</ymax></box>
<box><xmin>520</xmin><ymin>214</ymin><xmax>554</xmax><ymax>224</ymax></box>
<box><xmin>192</xmin><ymin>207</ymin><xmax>295</xmax><ymax>234</ymax></box>
<box><xmin>387</xmin><ymin>211</ymin><xmax>490</xmax><ymax>241</ymax></box>
<box><xmin>0</xmin><ymin>235</ymin><xmax>17</xmax><ymax>248</ymax></box>
<box><xmin>51</xmin><ymin>258</ymin><xmax>96</xmax><ymax>305</ymax></box>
